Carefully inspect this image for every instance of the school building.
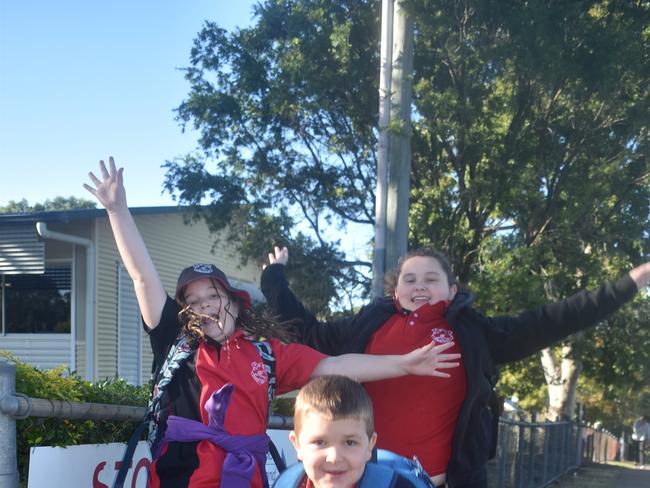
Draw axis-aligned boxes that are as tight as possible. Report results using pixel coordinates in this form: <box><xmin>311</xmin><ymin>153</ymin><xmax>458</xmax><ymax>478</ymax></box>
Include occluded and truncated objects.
<box><xmin>0</xmin><ymin>206</ymin><xmax>264</xmax><ymax>384</ymax></box>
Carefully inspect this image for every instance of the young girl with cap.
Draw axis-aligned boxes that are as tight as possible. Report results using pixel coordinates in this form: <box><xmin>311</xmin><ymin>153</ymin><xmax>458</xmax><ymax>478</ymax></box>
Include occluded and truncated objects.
<box><xmin>83</xmin><ymin>158</ymin><xmax>461</xmax><ymax>488</ymax></box>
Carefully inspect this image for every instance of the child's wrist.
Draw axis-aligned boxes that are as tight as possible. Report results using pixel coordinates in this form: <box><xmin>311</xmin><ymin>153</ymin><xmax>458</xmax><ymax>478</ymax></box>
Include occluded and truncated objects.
<box><xmin>106</xmin><ymin>205</ymin><xmax>129</xmax><ymax>216</ymax></box>
<box><xmin>399</xmin><ymin>354</ymin><xmax>410</xmax><ymax>375</ymax></box>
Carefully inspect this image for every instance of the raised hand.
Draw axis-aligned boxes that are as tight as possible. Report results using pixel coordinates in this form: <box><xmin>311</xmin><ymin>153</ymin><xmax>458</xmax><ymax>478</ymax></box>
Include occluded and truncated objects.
<box><xmin>83</xmin><ymin>157</ymin><xmax>127</xmax><ymax>213</ymax></box>
<box><xmin>83</xmin><ymin>157</ymin><xmax>166</xmax><ymax>327</ymax></box>
<box><xmin>402</xmin><ymin>341</ymin><xmax>461</xmax><ymax>378</ymax></box>
<box><xmin>267</xmin><ymin>246</ymin><xmax>289</xmax><ymax>266</ymax></box>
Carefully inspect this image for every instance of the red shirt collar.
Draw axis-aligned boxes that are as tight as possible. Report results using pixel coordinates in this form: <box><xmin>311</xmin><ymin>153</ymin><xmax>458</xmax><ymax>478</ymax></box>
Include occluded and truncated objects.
<box><xmin>394</xmin><ymin>296</ymin><xmax>450</xmax><ymax>317</ymax></box>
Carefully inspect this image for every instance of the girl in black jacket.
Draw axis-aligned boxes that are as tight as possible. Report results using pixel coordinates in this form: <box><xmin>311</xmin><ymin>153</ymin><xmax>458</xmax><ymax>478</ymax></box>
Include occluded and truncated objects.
<box><xmin>261</xmin><ymin>246</ymin><xmax>650</xmax><ymax>488</ymax></box>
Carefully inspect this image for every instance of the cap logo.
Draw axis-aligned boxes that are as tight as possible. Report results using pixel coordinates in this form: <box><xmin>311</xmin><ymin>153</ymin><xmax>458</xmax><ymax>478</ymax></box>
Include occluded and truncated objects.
<box><xmin>192</xmin><ymin>264</ymin><xmax>214</xmax><ymax>274</ymax></box>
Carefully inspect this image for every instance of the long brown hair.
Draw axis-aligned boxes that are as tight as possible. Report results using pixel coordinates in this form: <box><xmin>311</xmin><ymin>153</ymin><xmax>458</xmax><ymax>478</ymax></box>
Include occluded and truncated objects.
<box><xmin>176</xmin><ymin>278</ymin><xmax>297</xmax><ymax>344</ymax></box>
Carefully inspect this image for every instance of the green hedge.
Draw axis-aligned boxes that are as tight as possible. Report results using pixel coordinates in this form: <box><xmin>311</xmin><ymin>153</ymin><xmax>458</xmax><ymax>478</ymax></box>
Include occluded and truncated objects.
<box><xmin>0</xmin><ymin>353</ymin><xmax>149</xmax><ymax>485</ymax></box>
<box><xmin>271</xmin><ymin>396</ymin><xmax>295</xmax><ymax>417</ymax></box>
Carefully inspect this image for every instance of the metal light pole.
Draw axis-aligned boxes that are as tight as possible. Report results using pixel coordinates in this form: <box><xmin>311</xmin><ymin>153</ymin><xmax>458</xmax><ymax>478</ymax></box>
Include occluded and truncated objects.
<box><xmin>373</xmin><ymin>0</ymin><xmax>414</xmax><ymax>298</ymax></box>
<box><xmin>385</xmin><ymin>0</ymin><xmax>414</xmax><ymax>270</ymax></box>
<box><xmin>372</xmin><ymin>0</ymin><xmax>394</xmax><ymax>299</ymax></box>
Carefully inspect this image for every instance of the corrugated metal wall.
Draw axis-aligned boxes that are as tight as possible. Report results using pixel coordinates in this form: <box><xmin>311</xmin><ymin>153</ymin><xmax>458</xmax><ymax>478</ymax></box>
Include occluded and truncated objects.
<box><xmin>0</xmin><ymin>224</ymin><xmax>44</xmax><ymax>274</ymax></box>
<box><xmin>0</xmin><ymin>334</ymin><xmax>70</xmax><ymax>370</ymax></box>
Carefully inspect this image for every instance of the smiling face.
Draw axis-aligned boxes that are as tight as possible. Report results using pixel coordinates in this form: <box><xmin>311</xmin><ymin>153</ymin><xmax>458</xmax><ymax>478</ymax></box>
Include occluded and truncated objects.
<box><xmin>182</xmin><ymin>277</ymin><xmax>239</xmax><ymax>343</ymax></box>
<box><xmin>290</xmin><ymin>412</ymin><xmax>376</xmax><ymax>488</ymax></box>
<box><xmin>394</xmin><ymin>255</ymin><xmax>457</xmax><ymax>311</ymax></box>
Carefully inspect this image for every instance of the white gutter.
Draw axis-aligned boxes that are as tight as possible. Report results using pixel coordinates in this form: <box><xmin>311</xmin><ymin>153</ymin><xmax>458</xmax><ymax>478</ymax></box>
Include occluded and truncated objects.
<box><xmin>36</xmin><ymin>222</ymin><xmax>94</xmax><ymax>381</ymax></box>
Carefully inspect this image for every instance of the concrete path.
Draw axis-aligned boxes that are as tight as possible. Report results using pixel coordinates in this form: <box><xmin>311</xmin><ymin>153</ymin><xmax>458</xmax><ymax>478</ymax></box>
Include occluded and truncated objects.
<box><xmin>614</xmin><ymin>465</ymin><xmax>650</xmax><ymax>488</ymax></box>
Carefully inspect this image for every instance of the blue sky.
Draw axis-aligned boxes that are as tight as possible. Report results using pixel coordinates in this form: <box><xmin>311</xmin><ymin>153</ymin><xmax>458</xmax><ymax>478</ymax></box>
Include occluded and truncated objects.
<box><xmin>0</xmin><ymin>0</ymin><xmax>258</xmax><ymax>208</ymax></box>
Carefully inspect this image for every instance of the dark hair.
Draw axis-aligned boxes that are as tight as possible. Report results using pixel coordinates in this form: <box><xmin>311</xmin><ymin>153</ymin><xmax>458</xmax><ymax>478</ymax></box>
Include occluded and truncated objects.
<box><xmin>177</xmin><ymin>278</ymin><xmax>296</xmax><ymax>344</ymax></box>
<box><xmin>294</xmin><ymin>375</ymin><xmax>374</xmax><ymax>438</ymax></box>
<box><xmin>384</xmin><ymin>246</ymin><xmax>456</xmax><ymax>295</ymax></box>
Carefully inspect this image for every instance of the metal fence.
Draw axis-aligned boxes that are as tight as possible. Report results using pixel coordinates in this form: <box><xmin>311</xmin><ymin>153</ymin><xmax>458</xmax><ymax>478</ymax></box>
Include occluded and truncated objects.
<box><xmin>487</xmin><ymin>413</ymin><xmax>620</xmax><ymax>488</ymax></box>
<box><xmin>0</xmin><ymin>359</ymin><xmax>621</xmax><ymax>488</ymax></box>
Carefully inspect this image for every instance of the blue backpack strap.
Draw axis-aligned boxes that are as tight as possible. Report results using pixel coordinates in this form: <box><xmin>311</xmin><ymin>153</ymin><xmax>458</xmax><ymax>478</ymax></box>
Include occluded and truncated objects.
<box><xmin>375</xmin><ymin>450</ymin><xmax>437</xmax><ymax>488</ymax></box>
<box><xmin>112</xmin><ymin>422</ymin><xmax>148</xmax><ymax>488</ymax></box>
<box><xmin>271</xmin><ymin>462</ymin><xmax>306</xmax><ymax>487</ymax></box>
<box><xmin>359</xmin><ymin>463</ymin><xmax>399</xmax><ymax>487</ymax></box>
<box><xmin>273</xmin><ymin>462</ymin><xmax>398</xmax><ymax>488</ymax></box>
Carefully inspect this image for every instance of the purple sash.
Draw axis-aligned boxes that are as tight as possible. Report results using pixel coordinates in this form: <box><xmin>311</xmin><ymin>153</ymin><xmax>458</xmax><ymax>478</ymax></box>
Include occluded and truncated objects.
<box><xmin>159</xmin><ymin>383</ymin><xmax>270</xmax><ymax>488</ymax></box>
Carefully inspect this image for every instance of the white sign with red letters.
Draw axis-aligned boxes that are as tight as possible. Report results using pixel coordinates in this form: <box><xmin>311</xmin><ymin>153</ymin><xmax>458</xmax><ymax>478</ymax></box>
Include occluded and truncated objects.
<box><xmin>28</xmin><ymin>430</ymin><xmax>297</xmax><ymax>487</ymax></box>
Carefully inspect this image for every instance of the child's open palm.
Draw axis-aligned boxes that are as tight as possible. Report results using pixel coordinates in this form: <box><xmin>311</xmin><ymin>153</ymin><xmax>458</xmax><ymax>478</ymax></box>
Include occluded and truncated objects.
<box><xmin>403</xmin><ymin>341</ymin><xmax>461</xmax><ymax>378</ymax></box>
<box><xmin>83</xmin><ymin>156</ymin><xmax>127</xmax><ymax>212</ymax></box>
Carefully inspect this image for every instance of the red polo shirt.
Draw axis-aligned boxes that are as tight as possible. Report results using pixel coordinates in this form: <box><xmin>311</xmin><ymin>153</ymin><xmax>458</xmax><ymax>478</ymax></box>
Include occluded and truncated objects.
<box><xmin>364</xmin><ymin>300</ymin><xmax>466</xmax><ymax>476</ymax></box>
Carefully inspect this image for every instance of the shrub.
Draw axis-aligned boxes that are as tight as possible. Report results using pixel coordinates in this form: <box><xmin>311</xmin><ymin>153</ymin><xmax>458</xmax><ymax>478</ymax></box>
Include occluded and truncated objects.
<box><xmin>271</xmin><ymin>396</ymin><xmax>295</xmax><ymax>417</ymax></box>
<box><xmin>0</xmin><ymin>352</ymin><xmax>149</xmax><ymax>485</ymax></box>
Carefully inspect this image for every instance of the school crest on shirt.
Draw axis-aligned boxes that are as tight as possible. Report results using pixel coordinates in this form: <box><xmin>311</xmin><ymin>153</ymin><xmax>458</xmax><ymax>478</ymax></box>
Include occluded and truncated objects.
<box><xmin>250</xmin><ymin>361</ymin><xmax>268</xmax><ymax>385</ymax></box>
<box><xmin>431</xmin><ymin>328</ymin><xmax>454</xmax><ymax>344</ymax></box>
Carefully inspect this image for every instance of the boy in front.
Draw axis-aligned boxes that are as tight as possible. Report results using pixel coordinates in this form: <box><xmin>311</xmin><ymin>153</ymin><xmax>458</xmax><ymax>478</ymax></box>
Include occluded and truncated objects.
<box><xmin>279</xmin><ymin>375</ymin><xmax>433</xmax><ymax>488</ymax></box>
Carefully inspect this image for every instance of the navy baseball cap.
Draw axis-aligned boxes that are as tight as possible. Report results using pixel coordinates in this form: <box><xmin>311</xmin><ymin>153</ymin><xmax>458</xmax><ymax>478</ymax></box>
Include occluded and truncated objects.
<box><xmin>175</xmin><ymin>263</ymin><xmax>252</xmax><ymax>310</ymax></box>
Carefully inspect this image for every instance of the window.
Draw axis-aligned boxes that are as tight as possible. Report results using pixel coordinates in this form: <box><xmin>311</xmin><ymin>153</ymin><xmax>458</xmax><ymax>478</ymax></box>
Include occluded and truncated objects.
<box><xmin>2</xmin><ymin>265</ymin><xmax>71</xmax><ymax>333</ymax></box>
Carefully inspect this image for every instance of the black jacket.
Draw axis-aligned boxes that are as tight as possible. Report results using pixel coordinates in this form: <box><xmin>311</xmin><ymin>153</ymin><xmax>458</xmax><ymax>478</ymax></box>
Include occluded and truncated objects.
<box><xmin>261</xmin><ymin>264</ymin><xmax>638</xmax><ymax>487</ymax></box>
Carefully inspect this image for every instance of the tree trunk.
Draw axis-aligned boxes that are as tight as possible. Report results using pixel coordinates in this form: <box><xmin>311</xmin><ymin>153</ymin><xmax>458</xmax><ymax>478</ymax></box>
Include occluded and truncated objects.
<box><xmin>540</xmin><ymin>333</ymin><xmax>584</xmax><ymax>420</ymax></box>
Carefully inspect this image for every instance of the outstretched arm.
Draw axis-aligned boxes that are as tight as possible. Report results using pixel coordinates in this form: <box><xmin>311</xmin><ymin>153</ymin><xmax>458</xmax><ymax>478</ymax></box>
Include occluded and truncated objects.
<box><xmin>486</xmin><ymin>261</ymin><xmax>647</xmax><ymax>364</ymax></box>
<box><xmin>261</xmin><ymin>245</ymin><xmax>370</xmax><ymax>354</ymax></box>
<box><xmin>311</xmin><ymin>341</ymin><xmax>461</xmax><ymax>382</ymax></box>
<box><xmin>83</xmin><ymin>157</ymin><xmax>166</xmax><ymax>327</ymax></box>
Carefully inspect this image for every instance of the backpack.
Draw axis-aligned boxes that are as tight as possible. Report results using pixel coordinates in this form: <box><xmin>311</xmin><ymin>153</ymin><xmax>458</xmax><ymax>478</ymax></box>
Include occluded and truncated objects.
<box><xmin>272</xmin><ymin>449</ymin><xmax>437</xmax><ymax>488</ymax></box>
<box><xmin>113</xmin><ymin>336</ymin><xmax>280</xmax><ymax>488</ymax></box>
